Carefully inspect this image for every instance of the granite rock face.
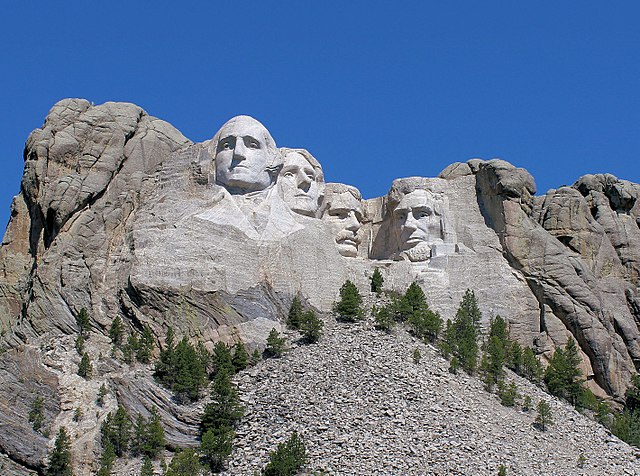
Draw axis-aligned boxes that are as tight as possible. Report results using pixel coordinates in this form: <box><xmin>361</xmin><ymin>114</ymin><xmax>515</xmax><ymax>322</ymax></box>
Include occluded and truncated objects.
<box><xmin>0</xmin><ymin>100</ymin><xmax>639</xmax><ymax>473</ymax></box>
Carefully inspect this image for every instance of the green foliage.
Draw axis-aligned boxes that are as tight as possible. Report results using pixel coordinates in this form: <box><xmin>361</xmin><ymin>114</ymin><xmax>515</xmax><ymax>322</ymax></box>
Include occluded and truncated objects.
<box><xmin>164</xmin><ymin>448</ymin><xmax>205</xmax><ymax>476</ymax></box>
<box><xmin>75</xmin><ymin>307</ymin><xmax>91</xmax><ymax>336</ymax></box>
<box><xmin>520</xmin><ymin>347</ymin><xmax>544</xmax><ymax>384</ymax></box>
<box><xmin>109</xmin><ymin>315</ymin><xmax>124</xmax><ymax>346</ymax></box>
<box><xmin>370</xmin><ymin>267</ymin><xmax>384</xmax><ymax>294</ymax></box>
<box><xmin>262</xmin><ymin>431</ymin><xmax>306</xmax><ymax>476</ymax></box>
<box><xmin>132</xmin><ymin>409</ymin><xmax>166</xmax><ymax>458</ymax></box>
<box><xmin>373</xmin><ymin>303</ymin><xmax>395</xmax><ymax>332</ymax></box>
<box><xmin>101</xmin><ymin>405</ymin><xmax>132</xmax><ymax>457</ymax></box>
<box><xmin>611</xmin><ymin>409</ymin><xmax>640</xmax><ymax>447</ymax></box>
<box><xmin>333</xmin><ymin>280</ymin><xmax>364</xmax><ymax>322</ymax></box>
<box><xmin>498</xmin><ymin>465</ymin><xmax>507</xmax><ymax>476</ymax></box>
<box><xmin>97</xmin><ymin>439</ymin><xmax>116</xmax><ymax>476</ymax></box>
<box><xmin>625</xmin><ymin>374</ymin><xmax>640</xmax><ymax>411</ymax></box>
<box><xmin>123</xmin><ymin>334</ymin><xmax>140</xmax><ymax>364</ymax></box>
<box><xmin>73</xmin><ymin>407</ymin><xmax>83</xmax><ymax>422</ymax></box>
<box><xmin>137</xmin><ymin>325</ymin><xmax>155</xmax><ymax>364</ymax></box>
<box><xmin>445</xmin><ymin>290</ymin><xmax>481</xmax><ymax>374</ymax></box>
<box><xmin>544</xmin><ymin>338</ymin><xmax>583</xmax><ymax>405</ymax></box>
<box><xmin>154</xmin><ymin>337</ymin><xmax>208</xmax><ymax>403</ymax></box>
<box><xmin>78</xmin><ymin>352</ymin><xmax>92</xmax><ymax>379</ymax></box>
<box><xmin>201</xmin><ymin>368</ymin><xmax>244</xmax><ymax>434</ymax></box>
<box><xmin>140</xmin><ymin>455</ymin><xmax>155</xmax><ymax>476</ymax></box>
<box><xmin>232</xmin><ymin>342</ymin><xmax>249</xmax><ymax>372</ymax></box>
<box><xmin>251</xmin><ymin>348</ymin><xmax>262</xmax><ymax>365</ymax></box>
<box><xmin>577</xmin><ymin>452</ymin><xmax>586</xmax><ymax>469</ymax></box>
<box><xmin>265</xmin><ymin>328</ymin><xmax>286</xmax><ymax>358</ymax></box>
<box><xmin>29</xmin><ymin>396</ymin><xmax>45</xmax><ymax>432</ymax></box>
<box><xmin>212</xmin><ymin>341</ymin><xmax>234</xmax><ymax>376</ymax></box>
<box><xmin>46</xmin><ymin>427</ymin><xmax>73</xmax><ymax>476</ymax></box>
<box><xmin>522</xmin><ymin>395</ymin><xmax>532</xmax><ymax>412</ymax></box>
<box><xmin>287</xmin><ymin>296</ymin><xmax>304</xmax><ymax>330</ymax></box>
<box><xmin>412</xmin><ymin>348</ymin><xmax>422</xmax><ymax>364</ymax></box>
<box><xmin>300</xmin><ymin>310</ymin><xmax>323</xmax><ymax>344</ymax></box>
<box><xmin>534</xmin><ymin>400</ymin><xmax>553</xmax><ymax>431</ymax></box>
<box><xmin>482</xmin><ymin>316</ymin><xmax>509</xmax><ymax>387</ymax></box>
<box><xmin>409</xmin><ymin>307</ymin><xmax>443</xmax><ymax>343</ymax></box>
<box><xmin>201</xmin><ymin>427</ymin><xmax>234</xmax><ymax>472</ymax></box>
<box><xmin>75</xmin><ymin>334</ymin><xmax>85</xmax><ymax>354</ymax></box>
<box><xmin>97</xmin><ymin>383</ymin><xmax>108</xmax><ymax>406</ymax></box>
<box><xmin>497</xmin><ymin>380</ymin><xmax>518</xmax><ymax>407</ymax></box>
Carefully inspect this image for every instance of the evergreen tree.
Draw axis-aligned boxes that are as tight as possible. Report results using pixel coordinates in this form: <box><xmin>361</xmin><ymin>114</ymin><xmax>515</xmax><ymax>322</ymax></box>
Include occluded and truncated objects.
<box><xmin>412</xmin><ymin>348</ymin><xmax>422</xmax><ymax>364</ymax></box>
<box><xmin>300</xmin><ymin>310</ymin><xmax>323</xmax><ymax>344</ymax></box>
<box><xmin>544</xmin><ymin>338</ymin><xmax>583</xmax><ymax>405</ymax></box>
<box><xmin>29</xmin><ymin>396</ymin><xmax>45</xmax><ymax>432</ymax></box>
<box><xmin>251</xmin><ymin>348</ymin><xmax>262</xmax><ymax>365</ymax></box>
<box><xmin>75</xmin><ymin>307</ymin><xmax>91</xmax><ymax>336</ymax></box>
<box><xmin>370</xmin><ymin>268</ymin><xmax>384</xmax><ymax>294</ymax></box>
<box><xmin>448</xmin><ymin>290</ymin><xmax>481</xmax><ymax>374</ymax></box>
<box><xmin>109</xmin><ymin>315</ymin><xmax>124</xmax><ymax>346</ymax></box>
<box><xmin>625</xmin><ymin>374</ymin><xmax>640</xmax><ymax>411</ymax></box>
<box><xmin>483</xmin><ymin>315</ymin><xmax>509</xmax><ymax>386</ymax></box>
<box><xmin>373</xmin><ymin>303</ymin><xmax>395</xmax><ymax>332</ymax></box>
<box><xmin>286</xmin><ymin>295</ymin><xmax>304</xmax><ymax>330</ymax></box>
<box><xmin>171</xmin><ymin>338</ymin><xmax>208</xmax><ymax>403</ymax></box>
<box><xmin>201</xmin><ymin>368</ymin><xmax>244</xmax><ymax>433</ymax></box>
<box><xmin>507</xmin><ymin>340</ymin><xmax>523</xmax><ymax>374</ymax></box>
<box><xmin>96</xmin><ymin>383</ymin><xmax>108</xmax><ymax>406</ymax></box>
<box><xmin>212</xmin><ymin>342</ymin><xmax>234</xmax><ymax>376</ymax></box>
<box><xmin>265</xmin><ymin>328</ymin><xmax>286</xmax><ymax>358</ymax></box>
<box><xmin>97</xmin><ymin>439</ymin><xmax>116</xmax><ymax>476</ymax></box>
<box><xmin>522</xmin><ymin>395</ymin><xmax>533</xmax><ymax>412</ymax></box>
<box><xmin>534</xmin><ymin>400</ymin><xmax>553</xmax><ymax>431</ymax></box>
<box><xmin>611</xmin><ymin>409</ymin><xmax>640</xmax><ymax>447</ymax></box>
<box><xmin>78</xmin><ymin>353</ymin><xmax>92</xmax><ymax>379</ymax></box>
<box><xmin>132</xmin><ymin>413</ymin><xmax>147</xmax><ymax>456</ymax></box>
<box><xmin>123</xmin><ymin>334</ymin><xmax>140</xmax><ymax>364</ymax></box>
<box><xmin>143</xmin><ymin>409</ymin><xmax>166</xmax><ymax>458</ymax></box>
<box><xmin>101</xmin><ymin>405</ymin><xmax>132</xmax><ymax>457</ymax></box>
<box><xmin>333</xmin><ymin>280</ymin><xmax>364</xmax><ymax>322</ymax></box>
<box><xmin>46</xmin><ymin>427</ymin><xmax>72</xmax><ymax>476</ymax></box>
<box><xmin>140</xmin><ymin>455</ymin><xmax>155</xmax><ymax>476</ymax></box>
<box><xmin>497</xmin><ymin>380</ymin><xmax>519</xmax><ymax>407</ymax></box>
<box><xmin>232</xmin><ymin>342</ymin><xmax>249</xmax><ymax>372</ymax></box>
<box><xmin>408</xmin><ymin>307</ymin><xmax>443</xmax><ymax>343</ymax></box>
<box><xmin>137</xmin><ymin>325</ymin><xmax>155</xmax><ymax>364</ymax></box>
<box><xmin>164</xmin><ymin>448</ymin><xmax>204</xmax><ymax>476</ymax></box>
<box><xmin>154</xmin><ymin>329</ymin><xmax>176</xmax><ymax>383</ymax></box>
<box><xmin>75</xmin><ymin>335</ymin><xmax>85</xmax><ymax>354</ymax></box>
<box><xmin>520</xmin><ymin>347</ymin><xmax>543</xmax><ymax>383</ymax></box>
<box><xmin>200</xmin><ymin>427</ymin><xmax>234</xmax><ymax>472</ymax></box>
<box><xmin>262</xmin><ymin>431</ymin><xmax>306</xmax><ymax>476</ymax></box>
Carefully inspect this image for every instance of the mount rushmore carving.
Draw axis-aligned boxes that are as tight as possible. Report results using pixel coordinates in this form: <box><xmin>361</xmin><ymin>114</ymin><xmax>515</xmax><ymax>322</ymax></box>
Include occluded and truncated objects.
<box><xmin>0</xmin><ymin>98</ymin><xmax>639</xmax><ymax>436</ymax></box>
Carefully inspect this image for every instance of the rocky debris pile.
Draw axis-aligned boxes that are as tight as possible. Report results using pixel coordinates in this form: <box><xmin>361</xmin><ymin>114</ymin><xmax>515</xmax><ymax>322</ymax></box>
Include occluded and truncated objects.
<box><xmin>227</xmin><ymin>314</ymin><xmax>640</xmax><ymax>475</ymax></box>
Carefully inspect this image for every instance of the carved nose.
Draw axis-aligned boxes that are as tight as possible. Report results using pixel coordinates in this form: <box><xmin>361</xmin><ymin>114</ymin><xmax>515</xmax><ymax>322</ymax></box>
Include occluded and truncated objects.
<box><xmin>346</xmin><ymin>212</ymin><xmax>360</xmax><ymax>231</ymax></box>
<box><xmin>298</xmin><ymin>172</ymin><xmax>312</xmax><ymax>192</ymax></box>
<box><xmin>233</xmin><ymin>139</ymin><xmax>247</xmax><ymax>160</ymax></box>
<box><xmin>404</xmin><ymin>213</ymin><xmax>418</xmax><ymax>231</ymax></box>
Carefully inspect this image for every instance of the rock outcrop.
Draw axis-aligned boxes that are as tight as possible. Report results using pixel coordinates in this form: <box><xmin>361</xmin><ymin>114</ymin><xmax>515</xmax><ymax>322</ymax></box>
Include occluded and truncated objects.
<box><xmin>0</xmin><ymin>99</ymin><xmax>639</xmax><ymax>473</ymax></box>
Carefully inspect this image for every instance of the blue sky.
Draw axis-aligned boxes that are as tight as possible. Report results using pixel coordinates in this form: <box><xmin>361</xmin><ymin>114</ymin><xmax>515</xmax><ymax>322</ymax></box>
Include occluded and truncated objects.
<box><xmin>2</xmin><ymin>2</ymin><xmax>640</xmax><ymax>232</ymax></box>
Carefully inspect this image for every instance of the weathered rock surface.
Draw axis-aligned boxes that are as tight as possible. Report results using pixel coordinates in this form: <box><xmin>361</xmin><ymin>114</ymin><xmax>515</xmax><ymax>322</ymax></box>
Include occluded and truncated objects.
<box><xmin>0</xmin><ymin>100</ymin><xmax>639</xmax><ymax>472</ymax></box>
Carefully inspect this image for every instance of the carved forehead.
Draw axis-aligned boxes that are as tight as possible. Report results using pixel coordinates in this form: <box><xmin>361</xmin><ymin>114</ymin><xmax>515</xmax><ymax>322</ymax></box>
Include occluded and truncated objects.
<box><xmin>217</xmin><ymin>115</ymin><xmax>272</xmax><ymax>143</ymax></box>
<box><xmin>396</xmin><ymin>190</ymin><xmax>433</xmax><ymax>209</ymax></box>
<box><xmin>281</xmin><ymin>148</ymin><xmax>324</xmax><ymax>182</ymax></box>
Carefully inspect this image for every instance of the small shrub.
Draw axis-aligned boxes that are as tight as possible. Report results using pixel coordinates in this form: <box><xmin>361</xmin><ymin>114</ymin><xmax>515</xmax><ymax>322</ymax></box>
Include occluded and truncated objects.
<box><xmin>96</xmin><ymin>384</ymin><xmax>108</xmax><ymax>406</ymax></box>
<box><xmin>300</xmin><ymin>310</ymin><xmax>323</xmax><ymax>344</ymax></box>
<box><xmin>262</xmin><ymin>431</ymin><xmax>306</xmax><ymax>476</ymax></box>
<box><xmin>373</xmin><ymin>304</ymin><xmax>395</xmax><ymax>332</ymax></box>
<box><xmin>412</xmin><ymin>348</ymin><xmax>422</xmax><ymax>364</ymax></box>
<box><xmin>534</xmin><ymin>400</ymin><xmax>553</xmax><ymax>431</ymax></box>
<box><xmin>577</xmin><ymin>452</ymin><xmax>586</xmax><ymax>469</ymax></box>
<box><xmin>370</xmin><ymin>268</ymin><xmax>384</xmax><ymax>294</ymax></box>
<box><xmin>522</xmin><ymin>395</ymin><xmax>532</xmax><ymax>412</ymax></box>
<box><xmin>498</xmin><ymin>464</ymin><xmax>507</xmax><ymax>476</ymax></box>
<box><xmin>28</xmin><ymin>396</ymin><xmax>45</xmax><ymax>432</ymax></box>
<box><xmin>75</xmin><ymin>335</ymin><xmax>85</xmax><ymax>354</ymax></box>
<box><xmin>333</xmin><ymin>280</ymin><xmax>364</xmax><ymax>322</ymax></box>
<box><xmin>287</xmin><ymin>296</ymin><xmax>304</xmax><ymax>330</ymax></box>
<box><xmin>498</xmin><ymin>380</ymin><xmax>518</xmax><ymax>407</ymax></box>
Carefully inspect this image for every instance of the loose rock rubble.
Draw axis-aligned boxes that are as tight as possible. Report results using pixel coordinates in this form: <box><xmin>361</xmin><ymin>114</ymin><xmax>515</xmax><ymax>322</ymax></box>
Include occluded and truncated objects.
<box><xmin>225</xmin><ymin>315</ymin><xmax>640</xmax><ymax>475</ymax></box>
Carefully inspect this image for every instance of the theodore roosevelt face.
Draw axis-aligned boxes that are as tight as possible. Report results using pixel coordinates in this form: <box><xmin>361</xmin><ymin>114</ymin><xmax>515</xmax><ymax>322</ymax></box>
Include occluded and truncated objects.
<box><xmin>321</xmin><ymin>189</ymin><xmax>363</xmax><ymax>257</ymax></box>
<box><xmin>214</xmin><ymin>116</ymin><xmax>277</xmax><ymax>193</ymax></box>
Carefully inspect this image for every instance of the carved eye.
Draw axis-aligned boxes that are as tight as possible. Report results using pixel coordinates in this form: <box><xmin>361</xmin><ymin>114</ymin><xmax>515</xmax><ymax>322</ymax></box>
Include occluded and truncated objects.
<box><xmin>221</xmin><ymin>141</ymin><xmax>232</xmax><ymax>150</ymax></box>
<box><xmin>248</xmin><ymin>140</ymin><xmax>260</xmax><ymax>149</ymax></box>
<box><xmin>417</xmin><ymin>211</ymin><xmax>429</xmax><ymax>219</ymax></box>
<box><xmin>283</xmin><ymin>171</ymin><xmax>295</xmax><ymax>178</ymax></box>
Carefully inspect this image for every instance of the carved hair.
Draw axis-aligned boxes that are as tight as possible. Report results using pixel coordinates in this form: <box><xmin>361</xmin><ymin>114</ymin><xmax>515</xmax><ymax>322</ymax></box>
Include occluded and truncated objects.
<box><xmin>318</xmin><ymin>183</ymin><xmax>362</xmax><ymax>216</ymax></box>
<box><xmin>279</xmin><ymin>147</ymin><xmax>325</xmax><ymax>183</ymax></box>
<box><xmin>386</xmin><ymin>177</ymin><xmax>444</xmax><ymax>216</ymax></box>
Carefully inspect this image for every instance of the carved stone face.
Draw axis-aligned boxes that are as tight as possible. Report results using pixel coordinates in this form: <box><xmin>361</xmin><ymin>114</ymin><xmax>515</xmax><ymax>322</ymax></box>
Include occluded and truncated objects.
<box><xmin>279</xmin><ymin>151</ymin><xmax>323</xmax><ymax>217</ymax></box>
<box><xmin>214</xmin><ymin>116</ymin><xmax>276</xmax><ymax>193</ymax></box>
<box><xmin>393</xmin><ymin>190</ymin><xmax>442</xmax><ymax>261</ymax></box>
<box><xmin>322</xmin><ymin>191</ymin><xmax>363</xmax><ymax>257</ymax></box>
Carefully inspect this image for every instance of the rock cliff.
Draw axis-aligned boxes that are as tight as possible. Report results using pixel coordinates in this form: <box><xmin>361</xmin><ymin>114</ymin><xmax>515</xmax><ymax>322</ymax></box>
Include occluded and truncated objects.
<box><xmin>0</xmin><ymin>99</ymin><xmax>639</xmax><ymax>473</ymax></box>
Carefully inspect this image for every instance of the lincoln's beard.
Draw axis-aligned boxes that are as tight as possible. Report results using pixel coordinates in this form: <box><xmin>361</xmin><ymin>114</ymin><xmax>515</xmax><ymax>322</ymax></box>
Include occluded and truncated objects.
<box><xmin>401</xmin><ymin>242</ymin><xmax>431</xmax><ymax>262</ymax></box>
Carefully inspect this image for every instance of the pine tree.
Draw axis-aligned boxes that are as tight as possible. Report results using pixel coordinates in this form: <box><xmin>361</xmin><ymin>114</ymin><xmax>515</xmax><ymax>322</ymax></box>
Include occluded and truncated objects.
<box><xmin>286</xmin><ymin>295</ymin><xmax>304</xmax><ymax>330</ymax></box>
<box><xmin>232</xmin><ymin>342</ymin><xmax>249</xmax><ymax>372</ymax></box>
<box><xmin>29</xmin><ymin>396</ymin><xmax>45</xmax><ymax>432</ymax></box>
<box><xmin>201</xmin><ymin>368</ymin><xmax>244</xmax><ymax>433</ymax></box>
<box><xmin>200</xmin><ymin>427</ymin><xmax>234</xmax><ymax>472</ymax></box>
<box><xmin>262</xmin><ymin>431</ymin><xmax>306</xmax><ymax>476</ymax></box>
<box><xmin>78</xmin><ymin>353</ymin><xmax>92</xmax><ymax>379</ymax></box>
<box><xmin>109</xmin><ymin>315</ymin><xmax>124</xmax><ymax>346</ymax></box>
<box><xmin>171</xmin><ymin>338</ymin><xmax>208</xmax><ymax>403</ymax></box>
<box><xmin>373</xmin><ymin>303</ymin><xmax>395</xmax><ymax>332</ymax></box>
<box><xmin>164</xmin><ymin>448</ymin><xmax>204</xmax><ymax>476</ymax></box>
<box><xmin>143</xmin><ymin>408</ymin><xmax>166</xmax><ymax>458</ymax></box>
<box><xmin>251</xmin><ymin>348</ymin><xmax>262</xmax><ymax>365</ymax></box>
<box><xmin>96</xmin><ymin>383</ymin><xmax>108</xmax><ymax>406</ymax></box>
<box><xmin>483</xmin><ymin>315</ymin><xmax>509</xmax><ymax>386</ymax></box>
<box><xmin>333</xmin><ymin>280</ymin><xmax>364</xmax><ymax>322</ymax></box>
<box><xmin>75</xmin><ymin>307</ymin><xmax>91</xmax><ymax>336</ymax></box>
<box><xmin>448</xmin><ymin>290</ymin><xmax>481</xmax><ymax>374</ymax></box>
<box><xmin>408</xmin><ymin>307</ymin><xmax>443</xmax><ymax>343</ymax></box>
<box><xmin>46</xmin><ymin>427</ymin><xmax>72</xmax><ymax>476</ymax></box>
<box><xmin>370</xmin><ymin>268</ymin><xmax>384</xmax><ymax>294</ymax></box>
<box><xmin>412</xmin><ymin>348</ymin><xmax>422</xmax><ymax>364</ymax></box>
<box><xmin>212</xmin><ymin>342</ymin><xmax>234</xmax><ymax>376</ymax></box>
<box><xmin>132</xmin><ymin>413</ymin><xmax>147</xmax><ymax>456</ymax></box>
<box><xmin>544</xmin><ymin>338</ymin><xmax>583</xmax><ymax>405</ymax></box>
<box><xmin>300</xmin><ymin>310</ymin><xmax>323</xmax><ymax>344</ymax></box>
<box><xmin>497</xmin><ymin>380</ymin><xmax>519</xmax><ymax>407</ymax></box>
<box><xmin>97</xmin><ymin>439</ymin><xmax>116</xmax><ymax>476</ymax></box>
<box><xmin>137</xmin><ymin>325</ymin><xmax>155</xmax><ymax>364</ymax></box>
<box><xmin>75</xmin><ymin>335</ymin><xmax>85</xmax><ymax>354</ymax></box>
<box><xmin>625</xmin><ymin>374</ymin><xmax>640</xmax><ymax>411</ymax></box>
<box><xmin>101</xmin><ymin>405</ymin><xmax>132</xmax><ymax>457</ymax></box>
<box><xmin>265</xmin><ymin>328</ymin><xmax>286</xmax><ymax>358</ymax></box>
<box><xmin>535</xmin><ymin>400</ymin><xmax>553</xmax><ymax>431</ymax></box>
<box><xmin>521</xmin><ymin>347</ymin><xmax>543</xmax><ymax>383</ymax></box>
<box><xmin>140</xmin><ymin>455</ymin><xmax>155</xmax><ymax>476</ymax></box>
<box><xmin>123</xmin><ymin>334</ymin><xmax>140</xmax><ymax>364</ymax></box>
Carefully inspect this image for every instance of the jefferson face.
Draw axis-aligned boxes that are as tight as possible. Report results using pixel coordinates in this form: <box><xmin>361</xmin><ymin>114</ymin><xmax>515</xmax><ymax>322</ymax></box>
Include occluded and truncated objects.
<box><xmin>393</xmin><ymin>190</ymin><xmax>442</xmax><ymax>257</ymax></box>
<box><xmin>214</xmin><ymin>116</ymin><xmax>275</xmax><ymax>193</ymax></box>
<box><xmin>279</xmin><ymin>151</ymin><xmax>323</xmax><ymax>217</ymax></box>
<box><xmin>322</xmin><ymin>190</ymin><xmax>363</xmax><ymax>257</ymax></box>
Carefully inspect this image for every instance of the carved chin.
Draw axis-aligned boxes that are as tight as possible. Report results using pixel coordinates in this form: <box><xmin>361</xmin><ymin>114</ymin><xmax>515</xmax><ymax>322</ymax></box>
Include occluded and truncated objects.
<box><xmin>336</xmin><ymin>242</ymin><xmax>358</xmax><ymax>257</ymax></box>
<box><xmin>403</xmin><ymin>243</ymin><xmax>432</xmax><ymax>262</ymax></box>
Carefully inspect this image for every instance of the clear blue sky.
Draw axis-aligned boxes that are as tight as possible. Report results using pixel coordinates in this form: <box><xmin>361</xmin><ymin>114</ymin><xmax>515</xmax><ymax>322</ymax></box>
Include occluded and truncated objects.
<box><xmin>2</xmin><ymin>2</ymin><xmax>640</xmax><ymax>232</ymax></box>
